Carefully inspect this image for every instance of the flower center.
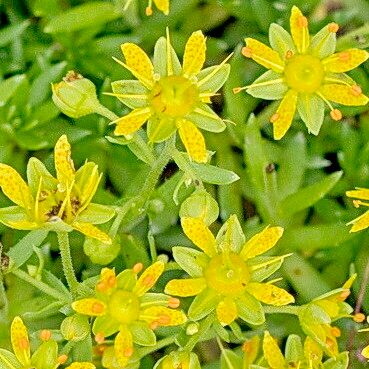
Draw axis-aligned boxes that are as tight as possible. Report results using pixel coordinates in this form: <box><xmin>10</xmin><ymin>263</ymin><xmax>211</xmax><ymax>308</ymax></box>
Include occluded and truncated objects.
<box><xmin>149</xmin><ymin>76</ymin><xmax>198</xmax><ymax>118</ymax></box>
<box><xmin>108</xmin><ymin>290</ymin><xmax>140</xmax><ymax>324</ymax></box>
<box><xmin>204</xmin><ymin>253</ymin><xmax>250</xmax><ymax>296</ymax></box>
<box><xmin>284</xmin><ymin>55</ymin><xmax>324</xmax><ymax>93</ymax></box>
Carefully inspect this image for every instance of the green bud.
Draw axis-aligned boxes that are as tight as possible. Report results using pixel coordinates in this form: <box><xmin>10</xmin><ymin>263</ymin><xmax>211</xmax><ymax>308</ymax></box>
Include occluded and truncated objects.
<box><xmin>52</xmin><ymin>71</ymin><xmax>102</xmax><ymax>118</ymax></box>
<box><xmin>61</xmin><ymin>314</ymin><xmax>90</xmax><ymax>342</ymax></box>
<box><xmin>179</xmin><ymin>190</ymin><xmax>219</xmax><ymax>225</ymax></box>
<box><xmin>186</xmin><ymin>322</ymin><xmax>199</xmax><ymax>336</ymax></box>
<box><xmin>31</xmin><ymin>340</ymin><xmax>58</xmax><ymax>369</ymax></box>
<box><xmin>83</xmin><ymin>235</ymin><xmax>121</xmax><ymax>265</ymax></box>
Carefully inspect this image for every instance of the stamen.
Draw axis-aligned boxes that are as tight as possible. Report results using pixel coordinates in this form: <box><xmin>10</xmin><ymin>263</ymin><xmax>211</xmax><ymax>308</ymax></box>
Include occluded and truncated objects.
<box><xmin>250</xmin><ymin>253</ymin><xmax>293</xmax><ymax>271</ymax></box>
<box><xmin>95</xmin><ymin>332</ymin><xmax>105</xmax><ymax>344</ymax></box>
<box><xmin>166</xmin><ymin>27</ymin><xmax>173</xmax><ymax>76</ymax></box>
<box><xmin>149</xmin><ymin>321</ymin><xmax>159</xmax><ymax>329</ymax></box>
<box><xmin>339</xmin><ymin>290</ymin><xmax>351</xmax><ymax>300</ymax></box>
<box><xmin>324</xmin><ymin>77</ymin><xmax>351</xmax><ymax>87</ymax></box>
<box><xmin>354</xmin><ymin>313</ymin><xmax>366</xmax><ymax>323</ymax></box>
<box><xmin>146</xmin><ymin>0</ymin><xmax>153</xmax><ymax>15</ymax></box>
<box><xmin>330</xmin><ymin>109</ymin><xmax>342</xmax><ymax>121</ymax></box>
<box><xmin>241</xmin><ymin>47</ymin><xmax>252</xmax><ymax>58</ymax></box>
<box><xmin>331</xmin><ymin>326</ymin><xmax>341</xmax><ymax>338</ymax></box>
<box><xmin>57</xmin><ymin>355</ymin><xmax>68</xmax><ymax>364</ymax></box>
<box><xmin>285</xmin><ymin>50</ymin><xmax>294</xmax><ymax>59</ymax></box>
<box><xmin>328</xmin><ymin>22</ymin><xmax>339</xmax><ymax>33</ymax></box>
<box><xmin>40</xmin><ymin>330</ymin><xmax>51</xmax><ymax>341</ymax></box>
<box><xmin>168</xmin><ymin>297</ymin><xmax>180</xmax><ymax>308</ymax></box>
<box><xmin>133</xmin><ymin>263</ymin><xmax>144</xmax><ymax>273</ymax></box>
<box><xmin>233</xmin><ymin>86</ymin><xmax>247</xmax><ymax>94</ymax></box>
<box><xmin>353</xmin><ymin>200</ymin><xmax>369</xmax><ymax>208</ymax></box>
<box><xmin>351</xmin><ymin>85</ymin><xmax>362</xmax><ymax>96</ymax></box>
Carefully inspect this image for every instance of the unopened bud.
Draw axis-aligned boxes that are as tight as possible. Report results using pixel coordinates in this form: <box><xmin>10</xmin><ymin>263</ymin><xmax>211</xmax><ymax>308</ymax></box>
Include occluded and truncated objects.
<box><xmin>186</xmin><ymin>322</ymin><xmax>199</xmax><ymax>336</ymax></box>
<box><xmin>61</xmin><ymin>314</ymin><xmax>90</xmax><ymax>342</ymax></box>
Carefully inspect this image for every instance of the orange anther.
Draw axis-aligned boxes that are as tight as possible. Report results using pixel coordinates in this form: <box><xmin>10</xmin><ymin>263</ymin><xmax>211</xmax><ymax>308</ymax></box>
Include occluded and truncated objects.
<box><xmin>168</xmin><ymin>297</ymin><xmax>180</xmax><ymax>308</ymax></box>
<box><xmin>92</xmin><ymin>302</ymin><xmax>104</xmax><ymax>314</ymax></box>
<box><xmin>354</xmin><ymin>313</ymin><xmax>366</xmax><ymax>323</ymax></box>
<box><xmin>339</xmin><ymin>52</ymin><xmax>350</xmax><ymax>62</ymax></box>
<box><xmin>93</xmin><ymin>345</ymin><xmax>107</xmax><ymax>356</ymax></box>
<box><xmin>133</xmin><ymin>263</ymin><xmax>143</xmax><ymax>274</ymax></box>
<box><xmin>107</xmin><ymin>276</ymin><xmax>117</xmax><ymax>287</ymax></box>
<box><xmin>330</xmin><ymin>109</ymin><xmax>342</xmax><ymax>121</ymax></box>
<box><xmin>40</xmin><ymin>330</ymin><xmax>51</xmax><ymax>341</ymax></box>
<box><xmin>124</xmin><ymin>348</ymin><xmax>133</xmax><ymax>357</ymax></box>
<box><xmin>96</xmin><ymin>282</ymin><xmax>107</xmax><ymax>292</ymax></box>
<box><xmin>241</xmin><ymin>47</ymin><xmax>252</xmax><ymax>58</ymax></box>
<box><xmin>328</xmin><ymin>23</ymin><xmax>339</xmax><ymax>33</ymax></box>
<box><xmin>326</xmin><ymin>337</ymin><xmax>335</xmax><ymax>347</ymax></box>
<box><xmin>19</xmin><ymin>338</ymin><xmax>29</xmax><ymax>349</ymax></box>
<box><xmin>331</xmin><ymin>326</ymin><xmax>341</xmax><ymax>337</ymax></box>
<box><xmin>95</xmin><ymin>332</ymin><xmax>105</xmax><ymax>344</ymax></box>
<box><xmin>233</xmin><ymin>87</ymin><xmax>243</xmax><ymax>94</ymax></box>
<box><xmin>150</xmin><ymin>321</ymin><xmax>159</xmax><ymax>330</ymax></box>
<box><xmin>270</xmin><ymin>113</ymin><xmax>279</xmax><ymax>123</ymax></box>
<box><xmin>58</xmin><ymin>355</ymin><xmax>68</xmax><ymax>364</ymax></box>
<box><xmin>145</xmin><ymin>6</ymin><xmax>153</xmax><ymax>16</ymax></box>
<box><xmin>339</xmin><ymin>290</ymin><xmax>350</xmax><ymax>300</ymax></box>
<box><xmin>351</xmin><ymin>85</ymin><xmax>362</xmax><ymax>96</ymax></box>
<box><xmin>242</xmin><ymin>341</ymin><xmax>252</xmax><ymax>353</ymax></box>
<box><xmin>285</xmin><ymin>50</ymin><xmax>294</xmax><ymax>59</ymax></box>
<box><xmin>298</xmin><ymin>16</ymin><xmax>308</xmax><ymax>28</ymax></box>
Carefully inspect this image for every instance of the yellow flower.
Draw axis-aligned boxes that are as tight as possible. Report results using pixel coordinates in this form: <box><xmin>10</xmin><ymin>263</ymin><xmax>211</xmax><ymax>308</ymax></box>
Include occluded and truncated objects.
<box><xmin>0</xmin><ymin>316</ymin><xmax>95</xmax><ymax>369</ymax></box>
<box><xmin>234</xmin><ymin>6</ymin><xmax>369</xmax><ymax>140</ymax></box>
<box><xmin>145</xmin><ymin>0</ymin><xmax>170</xmax><ymax>15</ymax></box>
<box><xmin>346</xmin><ymin>187</ymin><xmax>369</xmax><ymax>232</ymax></box>
<box><xmin>165</xmin><ymin>215</ymin><xmax>294</xmax><ymax>326</ymax></box>
<box><xmin>72</xmin><ymin>263</ymin><xmax>187</xmax><ymax>368</ymax></box>
<box><xmin>109</xmin><ymin>29</ymin><xmax>231</xmax><ymax>163</ymax></box>
<box><xmin>0</xmin><ymin>135</ymin><xmax>114</xmax><ymax>244</ymax></box>
<box><xmin>155</xmin><ymin>351</ymin><xmax>201</xmax><ymax>369</ymax></box>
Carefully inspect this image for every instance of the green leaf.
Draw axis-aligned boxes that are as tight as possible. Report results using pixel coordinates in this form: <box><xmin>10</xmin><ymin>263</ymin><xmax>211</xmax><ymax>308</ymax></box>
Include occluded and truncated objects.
<box><xmin>0</xmin><ymin>75</ymin><xmax>26</xmax><ymax>107</ymax></box>
<box><xmin>220</xmin><ymin>349</ymin><xmax>242</xmax><ymax>369</ymax></box>
<box><xmin>44</xmin><ymin>2</ymin><xmax>121</xmax><ymax>34</ymax></box>
<box><xmin>0</xmin><ymin>20</ymin><xmax>30</xmax><ymax>47</ymax></box>
<box><xmin>279</xmin><ymin>171</ymin><xmax>343</xmax><ymax>217</ymax></box>
<box><xmin>190</xmin><ymin>162</ymin><xmax>240</xmax><ymax>185</ymax></box>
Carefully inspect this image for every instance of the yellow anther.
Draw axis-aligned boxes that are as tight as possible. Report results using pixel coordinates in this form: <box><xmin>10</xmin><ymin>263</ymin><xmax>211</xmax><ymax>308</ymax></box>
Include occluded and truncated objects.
<box><xmin>285</xmin><ymin>50</ymin><xmax>294</xmax><ymax>59</ymax></box>
<box><xmin>354</xmin><ymin>313</ymin><xmax>366</xmax><ymax>323</ymax></box>
<box><xmin>353</xmin><ymin>200</ymin><xmax>362</xmax><ymax>208</ymax></box>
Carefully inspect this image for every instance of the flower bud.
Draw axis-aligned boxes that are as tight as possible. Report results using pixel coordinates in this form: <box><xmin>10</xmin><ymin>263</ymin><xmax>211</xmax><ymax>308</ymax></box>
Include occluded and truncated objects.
<box><xmin>83</xmin><ymin>235</ymin><xmax>120</xmax><ymax>265</ymax></box>
<box><xmin>61</xmin><ymin>314</ymin><xmax>90</xmax><ymax>342</ymax></box>
<box><xmin>52</xmin><ymin>71</ymin><xmax>102</xmax><ymax>119</ymax></box>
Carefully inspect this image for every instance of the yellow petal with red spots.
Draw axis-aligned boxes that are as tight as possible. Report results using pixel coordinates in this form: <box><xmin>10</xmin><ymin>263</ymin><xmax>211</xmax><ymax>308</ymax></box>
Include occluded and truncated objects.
<box><xmin>347</xmin><ymin>210</ymin><xmax>369</xmax><ymax>232</ymax></box>
<box><xmin>140</xmin><ymin>306</ymin><xmax>187</xmax><ymax>328</ymax></box>
<box><xmin>153</xmin><ymin>0</ymin><xmax>169</xmax><ymax>14</ymax></box>
<box><xmin>270</xmin><ymin>89</ymin><xmax>298</xmax><ymax>140</ymax></box>
<box><xmin>216</xmin><ymin>298</ymin><xmax>238</xmax><ymax>326</ymax></box>
<box><xmin>290</xmin><ymin>6</ymin><xmax>309</xmax><ymax>53</ymax></box>
<box><xmin>114</xmin><ymin>329</ymin><xmax>133</xmax><ymax>367</ymax></box>
<box><xmin>323</xmin><ymin>49</ymin><xmax>369</xmax><ymax>73</ymax></box>
<box><xmin>181</xmin><ymin>217</ymin><xmax>217</xmax><ymax>256</ymax></box>
<box><xmin>263</xmin><ymin>331</ymin><xmax>285</xmax><ymax>369</ymax></box>
<box><xmin>121</xmin><ymin>43</ymin><xmax>154</xmax><ymax>85</ymax></box>
<box><xmin>65</xmin><ymin>363</ymin><xmax>96</xmax><ymax>369</ymax></box>
<box><xmin>113</xmin><ymin>108</ymin><xmax>151</xmax><ymax>136</ymax></box>
<box><xmin>134</xmin><ymin>261</ymin><xmax>164</xmax><ymax>296</ymax></box>
<box><xmin>0</xmin><ymin>164</ymin><xmax>33</xmax><ymax>209</ymax></box>
<box><xmin>183</xmin><ymin>31</ymin><xmax>206</xmax><ymax>76</ymax></box>
<box><xmin>165</xmin><ymin>278</ymin><xmax>207</xmax><ymax>297</ymax></box>
<box><xmin>241</xmin><ymin>226</ymin><xmax>284</xmax><ymax>259</ymax></box>
<box><xmin>244</xmin><ymin>38</ymin><xmax>284</xmax><ymax>73</ymax></box>
<box><xmin>177</xmin><ymin>119</ymin><xmax>207</xmax><ymax>163</ymax></box>
<box><xmin>246</xmin><ymin>282</ymin><xmax>295</xmax><ymax>306</ymax></box>
<box><xmin>11</xmin><ymin>317</ymin><xmax>31</xmax><ymax>366</ymax></box>
<box><xmin>54</xmin><ymin>135</ymin><xmax>75</xmax><ymax>189</ymax></box>
<box><xmin>73</xmin><ymin>222</ymin><xmax>112</xmax><ymax>244</ymax></box>
<box><xmin>72</xmin><ymin>298</ymin><xmax>107</xmax><ymax>316</ymax></box>
<box><xmin>346</xmin><ymin>188</ymin><xmax>369</xmax><ymax>200</ymax></box>
<box><xmin>319</xmin><ymin>84</ymin><xmax>369</xmax><ymax>106</ymax></box>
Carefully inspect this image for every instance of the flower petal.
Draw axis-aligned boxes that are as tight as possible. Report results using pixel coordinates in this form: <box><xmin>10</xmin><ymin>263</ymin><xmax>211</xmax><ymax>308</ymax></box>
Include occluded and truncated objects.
<box><xmin>113</xmin><ymin>108</ymin><xmax>151</xmax><ymax>136</ymax></box>
<box><xmin>153</xmin><ymin>37</ymin><xmax>182</xmax><ymax>76</ymax></box>
<box><xmin>196</xmin><ymin>64</ymin><xmax>230</xmax><ymax>93</ymax></box>
<box><xmin>10</xmin><ymin>317</ymin><xmax>30</xmax><ymax>367</ymax></box>
<box><xmin>140</xmin><ymin>306</ymin><xmax>187</xmax><ymax>327</ymax></box>
<box><xmin>165</xmin><ymin>278</ymin><xmax>207</xmax><ymax>297</ymax></box>
<box><xmin>323</xmin><ymin>49</ymin><xmax>369</xmax><ymax>73</ymax></box>
<box><xmin>347</xmin><ymin>210</ymin><xmax>369</xmax><ymax>232</ymax></box>
<box><xmin>235</xmin><ymin>292</ymin><xmax>265</xmax><ymax>325</ymax></box>
<box><xmin>181</xmin><ymin>217</ymin><xmax>217</xmax><ymax>256</ymax></box>
<box><xmin>177</xmin><ymin>119</ymin><xmax>207</xmax><ymax>163</ymax></box>
<box><xmin>244</xmin><ymin>38</ymin><xmax>284</xmax><ymax>73</ymax></box>
<box><xmin>172</xmin><ymin>246</ymin><xmax>208</xmax><ymax>277</ymax></box>
<box><xmin>241</xmin><ymin>226</ymin><xmax>284</xmax><ymax>259</ymax></box>
<box><xmin>134</xmin><ymin>261</ymin><xmax>164</xmax><ymax>296</ymax></box>
<box><xmin>186</xmin><ymin>104</ymin><xmax>226</xmax><ymax>133</ymax></box>
<box><xmin>188</xmin><ymin>288</ymin><xmax>219</xmax><ymax>321</ymax></box>
<box><xmin>111</xmin><ymin>80</ymin><xmax>148</xmax><ymax>109</ymax></box>
<box><xmin>0</xmin><ymin>206</ymin><xmax>38</xmax><ymax>230</ymax></box>
<box><xmin>309</xmin><ymin>24</ymin><xmax>337</xmax><ymax>59</ymax></box>
<box><xmin>270</xmin><ymin>89</ymin><xmax>298</xmax><ymax>140</ymax></box>
<box><xmin>121</xmin><ymin>43</ymin><xmax>154</xmax><ymax>85</ymax></box>
<box><xmin>263</xmin><ymin>331</ymin><xmax>285</xmax><ymax>369</ymax></box>
<box><xmin>297</xmin><ymin>93</ymin><xmax>325</xmax><ymax>135</ymax></box>
<box><xmin>54</xmin><ymin>135</ymin><xmax>75</xmax><ymax>189</ymax></box>
<box><xmin>73</xmin><ymin>222</ymin><xmax>112</xmax><ymax>244</ymax></box>
<box><xmin>114</xmin><ymin>329</ymin><xmax>133</xmax><ymax>367</ymax></box>
<box><xmin>346</xmin><ymin>188</ymin><xmax>369</xmax><ymax>200</ymax></box>
<box><xmin>72</xmin><ymin>298</ymin><xmax>107</xmax><ymax>316</ymax></box>
<box><xmin>319</xmin><ymin>83</ymin><xmax>369</xmax><ymax>106</ymax></box>
<box><xmin>92</xmin><ymin>315</ymin><xmax>120</xmax><ymax>337</ymax></box>
<box><xmin>290</xmin><ymin>6</ymin><xmax>309</xmax><ymax>53</ymax></box>
<box><xmin>269</xmin><ymin>23</ymin><xmax>296</xmax><ymax>58</ymax></box>
<box><xmin>153</xmin><ymin>0</ymin><xmax>169</xmax><ymax>14</ymax></box>
<box><xmin>246</xmin><ymin>282</ymin><xmax>295</xmax><ymax>306</ymax></box>
<box><xmin>183</xmin><ymin>30</ymin><xmax>206</xmax><ymax>76</ymax></box>
<box><xmin>0</xmin><ymin>164</ymin><xmax>33</xmax><ymax>209</ymax></box>
<box><xmin>65</xmin><ymin>363</ymin><xmax>96</xmax><ymax>369</ymax></box>
<box><xmin>216</xmin><ymin>298</ymin><xmax>238</xmax><ymax>326</ymax></box>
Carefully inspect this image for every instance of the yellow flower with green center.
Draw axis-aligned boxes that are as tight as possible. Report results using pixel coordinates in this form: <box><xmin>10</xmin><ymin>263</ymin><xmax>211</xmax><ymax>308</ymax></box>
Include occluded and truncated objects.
<box><xmin>0</xmin><ymin>316</ymin><xmax>95</xmax><ymax>369</ymax></box>
<box><xmin>165</xmin><ymin>215</ymin><xmax>294</xmax><ymax>326</ymax></box>
<box><xmin>0</xmin><ymin>135</ymin><xmax>114</xmax><ymax>244</ymax></box>
<box><xmin>346</xmin><ymin>187</ymin><xmax>369</xmax><ymax>232</ymax></box>
<box><xmin>72</xmin><ymin>262</ymin><xmax>187</xmax><ymax>368</ymax></box>
<box><xmin>109</xmin><ymin>29</ymin><xmax>231</xmax><ymax>163</ymax></box>
<box><xmin>234</xmin><ymin>6</ymin><xmax>369</xmax><ymax>140</ymax></box>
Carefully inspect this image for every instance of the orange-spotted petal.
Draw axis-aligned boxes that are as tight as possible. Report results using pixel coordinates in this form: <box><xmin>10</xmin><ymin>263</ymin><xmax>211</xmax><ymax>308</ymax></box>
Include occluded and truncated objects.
<box><xmin>65</xmin><ymin>363</ymin><xmax>96</xmax><ymax>369</ymax></box>
<box><xmin>181</xmin><ymin>217</ymin><xmax>217</xmax><ymax>256</ymax></box>
<box><xmin>0</xmin><ymin>164</ymin><xmax>33</xmax><ymax>210</ymax></box>
<box><xmin>165</xmin><ymin>278</ymin><xmax>207</xmax><ymax>297</ymax></box>
<box><xmin>346</xmin><ymin>188</ymin><xmax>369</xmax><ymax>200</ymax></box>
<box><xmin>183</xmin><ymin>30</ymin><xmax>206</xmax><ymax>76</ymax></box>
<box><xmin>72</xmin><ymin>298</ymin><xmax>107</xmax><ymax>316</ymax></box>
<box><xmin>319</xmin><ymin>84</ymin><xmax>369</xmax><ymax>106</ymax></box>
<box><xmin>177</xmin><ymin>119</ymin><xmax>207</xmax><ymax>163</ymax></box>
<box><xmin>241</xmin><ymin>226</ymin><xmax>284</xmax><ymax>259</ymax></box>
<box><xmin>96</xmin><ymin>268</ymin><xmax>117</xmax><ymax>293</ymax></box>
<box><xmin>73</xmin><ymin>222</ymin><xmax>112</xmax><ymax>244</ymax></box>
<box><xmin>270</xmin><ymin>89</ymin><xmax>298</xmax><ymax>140</ymax></box>
<box><xmin>347</xmin><ymin>210</ymin><xmax>369</xmax><ymax>233</ymax></box>
<box><xmin>10</xmin><ymin>317</ymin><xmax>31</xmax><ymax>366</ymax></box>
<box><xmin>246</xmin><ymin>282</ymin><xmax>295</xmax><ymax>306</ymax></box>
<box><xmin>54</xmin><ymin>135</ymin><xmax>75</xmax><ymax>189</ymax></box>
<box><xmin>114</xmin><ymin>329</ymin><xmax>133</xmax><ymax>367</ymax></box>
<box><xmin>216</xmin><ymin>298</ymin><xmax>238</xmax><ymax>326</ymax></box>
<box><xmin>113</xmin><ymin>108</ymin><xmax>151</xmax><ymax>136</ymax></box>
<box><xmin>263</xmin><ymin>331</ymin><xmax>285</xmax><ymax>369</ymax></box>
<box><xmin>153</xmin><ymin>0</ymin><xmax>169</xmax><ymax>14</ymax></box>
<box><xmin>243</xmin><ymin>38</ymin><xmax>284</xmax><ymax>73</ymax></box>
<box><xmin>140</xmin><ymin>306</ymin><xmax>187</xmax><ymax>328</ymax></box>
<box><xmin>323</xmin><ymin>49</ymin><xmax>369</xmax><ymax>73</ymax></box>
<box><xmin>290</xmin><ymin>6</ymin><xmax>309</xmax><ymax>53</ymax></box>
<box><xmin>134</xmin><ymin>261</ymin><xmax>164</xmax><ymax>296</ymax></box>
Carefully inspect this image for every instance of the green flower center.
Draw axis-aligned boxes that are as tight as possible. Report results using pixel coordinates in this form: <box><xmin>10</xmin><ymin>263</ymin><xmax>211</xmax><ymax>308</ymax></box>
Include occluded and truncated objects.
<box><xmin>149</xmin><ymin>76</ymin><xmax>198</xmax><ymax>117</ymax></box>
<box><xmin>108</xmin><ymin>290</ymin><xmax>140</xmax><ymax>324</ymax></box>
<box><xmin>204</xmin><ymin>253</ymin><xmax>250</xmax><ymax>296</ymax></box>
<box><xmin>284</xmin><ymin>55</ymin><xmax>324</xmax><ymax>93</ymax></box>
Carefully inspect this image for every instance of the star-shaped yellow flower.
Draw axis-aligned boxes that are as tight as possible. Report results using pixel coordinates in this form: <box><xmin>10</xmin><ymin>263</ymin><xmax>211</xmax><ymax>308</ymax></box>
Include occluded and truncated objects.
<box><xmin>346</xmin><ymin>187</ymin><xmax>369</xmax><ymax>232</ymax></box>
<box><xmin>0</xmin><ymin>135</ymin><xmax>114</xmax><ymax>243</ymax></box>
<box><xmin>109</xmin><ymin>29</ymin><xmax>231</xmax><ymax>163</ymax></box>
<box><xmin>234</xmin><ymin>6</ymin><xmax>369</xmax><ymax>140</ymax></box>
<box><xmin>165</xmin><ymin>215</ymin><xmax>294</xmax><ymax>326</ymax></box>
<box><xmin>72</xmin><ymin>263</ymin><xmax>187</xmax><ymax>368</ymax></box>
<box><xmin>0</xmin><ymin>316</ymin><xmax>95</xmax><ymax>369</ymax></box>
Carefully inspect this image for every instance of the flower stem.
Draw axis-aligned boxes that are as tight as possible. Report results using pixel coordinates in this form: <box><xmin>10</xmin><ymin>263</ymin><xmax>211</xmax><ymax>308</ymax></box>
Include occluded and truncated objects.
<box><xmin>57</xmin><ymin>232</ymin><xmax>79</xmax><ymax>297</ymax></box>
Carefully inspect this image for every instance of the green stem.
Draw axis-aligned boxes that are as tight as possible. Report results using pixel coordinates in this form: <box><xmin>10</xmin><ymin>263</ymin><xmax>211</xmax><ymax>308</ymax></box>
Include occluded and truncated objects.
<box><xmin>12</xmin><ymin>269</ymin><xmax>69</xmax><ymax>302</ymax></box>
<box><xmin>263</xmin><ymin>305</ymin><xmax>300</xmax><ymax>315</ymax></box>
<box><xmin>57</xmin><ymin>232</ymin><xmax>79</xmax><ymax>297</ymax></box>
<box><xmin>138</xmin><ymin>335</ymin><xmax>176</xmax><ymax>357</ymax></box>
<box><xmin>0</xmin><ymin>274</ymin><xmax>8</xmax><ymax>320</ymax></box>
